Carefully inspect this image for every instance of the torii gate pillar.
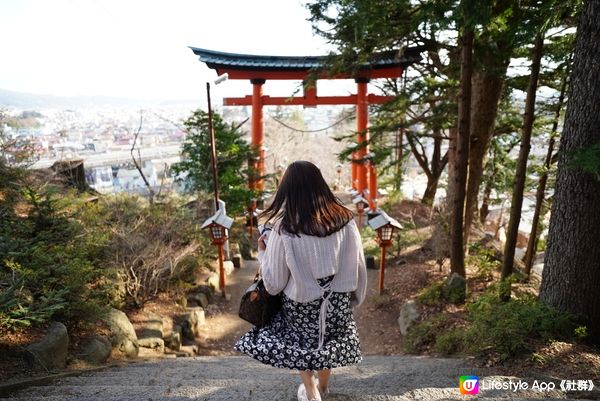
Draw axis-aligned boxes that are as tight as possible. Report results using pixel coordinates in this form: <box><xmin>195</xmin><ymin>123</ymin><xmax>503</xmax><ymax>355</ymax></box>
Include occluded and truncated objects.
<box><xmin>355</xmin><ymin>78</ymin><xmax>377</xmax><ymax>209</ymax></box>
<box><xmin>251</xmin><ymin>79</ymin><xmax>265</xmax><ymax>192</ymax></box>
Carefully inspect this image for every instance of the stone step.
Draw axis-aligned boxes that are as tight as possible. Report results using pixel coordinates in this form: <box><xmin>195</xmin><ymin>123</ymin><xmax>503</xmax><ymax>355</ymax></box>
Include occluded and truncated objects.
<box><xmin>3</xmin><ymin>356</ymin><xmax>595</xmax><ymax>401</ymax></box>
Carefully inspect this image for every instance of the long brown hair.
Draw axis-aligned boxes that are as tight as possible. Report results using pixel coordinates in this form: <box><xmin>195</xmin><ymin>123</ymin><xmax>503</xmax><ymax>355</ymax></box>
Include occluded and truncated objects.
<box><xmin>260</xmin><ymin>161</ymin><xmax>354</xmax><ymax>237</ymax></box>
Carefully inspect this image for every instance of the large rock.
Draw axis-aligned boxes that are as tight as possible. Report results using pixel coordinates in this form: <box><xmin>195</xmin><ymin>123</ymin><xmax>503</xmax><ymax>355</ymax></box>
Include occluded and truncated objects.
<box><xmin>79</xmin><ymin>336</ymin><xmax>112</xmax><ymax>364</ymax></box>
<box><xmin>140</xmin><ymin>312</ymin><xmax>163</xmax><ymax>339</ymax></box>
<box><xmin>398</xmin><ymin>300</ymin><xmax>420</xmax><ymax>336</ymax></box>
<box><xmin>138</xmin><ymin>337</ymin><xmax>165</xmax><ymax>353</ymax></box>
<box><xmin>442</xmin><ymin>272</ymin><xmax>467</xmax><ymax>304</ymax></box>
<box><xmin>181</xmin><ymin>307</ymin><xmax>205</xmax><ymax>341</ymax></box>
<box><xmin>206</xmin><ymin>272</ymin><xmax>220</xmax><ymax>292</ymax></box>
<box><xmin>25</xmin><ymin>321</ymin><xmax>69</xmax><ymax>370</ymax></box>
<box><xmin>208</xmin><ymin>260</ymin><xmax>235</xmax><ymax>276</ymax></box>
<box><xmin>164</xmin><ymin>326</ymin><xmax>182</xmax><ymax>351</ymax></box>
<box><xmin>103</xmin><ymin>307</ymin><xmax>139</xmax><ymax>358</ymax></box>
<box><xmin>188</xmin><ymin>292</ymin><xmax>209</xmax><ymax>308</ymax></box>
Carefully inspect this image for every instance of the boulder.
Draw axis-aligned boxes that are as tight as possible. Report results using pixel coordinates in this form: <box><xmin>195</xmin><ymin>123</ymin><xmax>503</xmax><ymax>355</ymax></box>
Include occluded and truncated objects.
<box><xmin>25</xmin><ymin>321</ymin><xmax>69</xmax><ymax>370</ymax></box>
<box><xmin>443</xmin><ymin>273</ymin><xmax>467</xmax><ymax>304</ymax></box>
<box><xmin>206</xmin><ymin>272</ymin><xmax>220</xmax><ymax>292</ymax></box>
<box><xmin>181</xmin><ymin>307</ymin><xmax>205</xmax><ymax>340</ymax></box>
<box><xmin>190</xmin><ymin>284</ymin><xmax>214</xmax><ymax>301</ymax></box>
<box><xmin>398</xmin><ymin>300</ymin><xmax>420</xmax><ymax>336</ymax></box>
<box><xmin>164</xmin><ymin>327</ymin><xmax>182</xmax><ymax>351</ymax></box>
<box><xmin>138</xmin><ymin>337</ymin><xmax>165</xmax><ymax>353</ymax></box>
<box><xmin>79</xmin><ymin>336</ymin><xmax>112</xmax><ymax>364</ymax></box>
<box><xmin>223</xmin><ymin>260</ymin><xmax>235</xmax><ymax>276</ymax></box>
<box><xmin>209</xmin><ymin>260</ymin><xmax>235</xmax><ymax>276</ymax></box>
<box><xmin>103</xmin><ymin>307</ymin><xmax>139</xmax><ymax>358</ymax></box>
<box><xmin>189</xmin><ymin>292</ymin><xmax>209</xmax><ymax>308</ymax></box>
<box><xmin>140</xmin><ymin>312</ymin><xmax>163</xmax><ymax>339</ymax></box>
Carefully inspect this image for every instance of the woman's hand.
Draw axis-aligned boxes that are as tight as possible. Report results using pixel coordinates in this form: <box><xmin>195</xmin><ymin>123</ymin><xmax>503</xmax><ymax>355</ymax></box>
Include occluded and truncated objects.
<box><xmin>258</xmin><ymin>233</ymin><xmax>267</xmax><ymax>251</ymax></box>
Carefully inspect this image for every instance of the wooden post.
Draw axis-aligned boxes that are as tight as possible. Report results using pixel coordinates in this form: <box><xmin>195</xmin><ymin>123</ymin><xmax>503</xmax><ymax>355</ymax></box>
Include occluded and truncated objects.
<box><xmin>218</xmin><ymin>242</ymin><xmax>226</xmax><ymax>297</ymax></box>
<box><xmin>368</xmin><ymin>161</ymin><xmax>377</xmax><ymax>210</ymax></box>
<box><xmin>379</xmin><ymin>244</ymin><xmax>387</xmax><ymax>295</ymax></box>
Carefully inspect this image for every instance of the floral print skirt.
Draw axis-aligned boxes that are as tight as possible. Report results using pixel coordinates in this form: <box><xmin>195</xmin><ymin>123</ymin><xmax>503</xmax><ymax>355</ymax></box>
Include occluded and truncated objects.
<box><xmin>234</xmin><ymin>278</ymin><xmax>362</xmax><ymax>371</ymax></box>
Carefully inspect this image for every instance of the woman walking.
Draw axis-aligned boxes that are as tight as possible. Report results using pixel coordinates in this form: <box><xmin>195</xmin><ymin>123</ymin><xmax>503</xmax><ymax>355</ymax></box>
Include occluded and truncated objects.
<box><xmin>234</xmin><ymin>161</ymin><xmax>367</xmax><ymax>401</ymax></box>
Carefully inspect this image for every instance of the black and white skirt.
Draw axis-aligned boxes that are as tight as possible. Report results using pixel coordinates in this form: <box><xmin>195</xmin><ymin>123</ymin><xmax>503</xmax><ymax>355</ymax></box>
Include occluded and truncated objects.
<box><xmin>234</xmin><ymin>278</ymin><xmax>362</xmax><ymax>371</ymax></box>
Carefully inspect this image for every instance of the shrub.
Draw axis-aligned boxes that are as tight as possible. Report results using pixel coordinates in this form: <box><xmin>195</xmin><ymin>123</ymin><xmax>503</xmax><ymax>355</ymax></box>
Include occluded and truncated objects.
<box><xmin>79</xmin><ymin>195</ymin><xmax>209</xmax><ymax>307</ymax></box>
<box><xmin>435</xmin><ymin>328</ymin><xmax>464</xmax><ymax>355</ymax></box>
<box><xmin>461</xmin><ymin>285</ymin><xmax>578</xmax><ymax>360</ymax></box>
<box><xmin>1</xmin><ymin>181</ymin><xmax>109</xmax><ymax>331</ymax></box>
<box><xmin>416</xmin><ymin>280</ymin><xmax>444</xmax><ymax>306</ymax></box>
<box><xmin>403</xmin><ymin>314</ymin><xmax>448</xmax><ymax>353</ymax></box>
<box><xmin>467</xmin><ymin>244</ymin><xmax>501</xmax><ymax>280</ymax></box>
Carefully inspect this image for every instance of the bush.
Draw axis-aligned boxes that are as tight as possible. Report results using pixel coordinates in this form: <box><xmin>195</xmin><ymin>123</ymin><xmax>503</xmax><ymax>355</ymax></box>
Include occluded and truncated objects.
<box><xmin>403</xmin><ymin>314</ymin><xmax>448</xmax><ymax>353</ymax></box>
<box><xmin>467</xmin><ymin>244</ymin><xmax>501</xmax><ymax>280</ymax></box>
<box><xmin>462</xmin><ymin>287</ymin><xmax>578</xmax><ymax>360</ymax></box>
<box><xmin>79</xmin><ymin>195</ymin><xmax>209</xmax><ymax>307</ymax></box>
<box><xmin>1</xmin><ymin>180</ymin><xmax>109</xmax><ymax>331</ymax></box>
<box><xmin>416</xmin><ymin>280</ymin><xmax>445</xmax><ymax>306</ymax></box>
<box><xmin>405</xmin><ymin>283</ymin><xmax>581</xmax><ymax>360</ymax></box>
<box><xmin>435</xmin><ymin>328</ymin><xmax>464</xmax><ymax>355</ymax></box>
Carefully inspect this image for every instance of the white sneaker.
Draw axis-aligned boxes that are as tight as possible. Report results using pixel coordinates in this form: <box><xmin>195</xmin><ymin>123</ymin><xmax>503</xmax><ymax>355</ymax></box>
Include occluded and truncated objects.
<box><xmin>298</xmin><ymin>383</ymin><xmax>307</xmax><ymax>401</ymax></box>
<box><xmin>298</xmin><ymin>383</ymin><xmax>322</xmax><ymax>401</ymax></box>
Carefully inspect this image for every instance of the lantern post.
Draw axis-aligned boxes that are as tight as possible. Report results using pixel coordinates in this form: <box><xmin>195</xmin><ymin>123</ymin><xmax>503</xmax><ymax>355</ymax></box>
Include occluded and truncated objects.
<box><xmin>201</xmin><ymin>209</ymin><xmax>233</xmax><ymax>297</ymax></box>
<box><xmin>368</xmin><ymin>211</ymin><xmax>403</xmax><ymax>295</ymax></box>
<box><xmin>352</xmin><ymin>194</ymin><xmax>369</xmax><ymax>231</ymax></box>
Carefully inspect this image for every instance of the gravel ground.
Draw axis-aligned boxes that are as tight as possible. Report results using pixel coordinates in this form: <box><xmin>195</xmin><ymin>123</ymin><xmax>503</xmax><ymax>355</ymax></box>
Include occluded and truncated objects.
<box><xmin>4</xmin><ymin>355</ymin><xmax>597</xmax><ymax>400</ymax></box>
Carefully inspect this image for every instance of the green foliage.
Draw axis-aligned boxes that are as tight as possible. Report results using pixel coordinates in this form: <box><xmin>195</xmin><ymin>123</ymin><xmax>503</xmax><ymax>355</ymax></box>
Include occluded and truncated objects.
<box><xmin>434</xmin><ymin>328</ymin><xmax>465</xmax><ymax>355</ymax></box>
<box><xmin>1</xmin><ymin>172</ymin><xmax>109</xmax><ymax>331</ymax></box>
<box><xmin>462</xmin><ymin>286</ymin><xmax>578</xmax><ymax>360</ymax></box>
<box><xmin>416</xmin><ymin>280</ymin><xmax>445</xmax><ymax>306</ymax></box>
<box><xmin>407</xmin><ymin>284</ymin><xmax>580</xmax><ymax>359</ymax></box>
<box><xmin>0</xmin><ymin>275</ymin><xmax>67</xmax><ymax>330</ymax></box>
<box><xmin>171</xmin><ymin>109</ymin><xmax>256</xmax><ymax>215</ymax></box>
<box><xmin>467</xmin><ymin>244</ymin><xmax>501</xmax><ymax>280</ymax></box>
<box><xmin>403</xmin><ymin>314</ymin><xmax>449</xmax><ymax>354</ymax></box>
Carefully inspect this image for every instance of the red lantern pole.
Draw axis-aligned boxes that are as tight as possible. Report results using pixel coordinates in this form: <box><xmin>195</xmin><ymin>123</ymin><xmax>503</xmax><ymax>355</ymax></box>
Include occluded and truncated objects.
<box><xmin>218</xmin><ymin>241</ymin><xmax>226</xmax><ymax>296</ymax></box>
<box><xmin>379</xmin><ymin>243</ymin><xmax>387</xmax><ymax>295</ymax></box>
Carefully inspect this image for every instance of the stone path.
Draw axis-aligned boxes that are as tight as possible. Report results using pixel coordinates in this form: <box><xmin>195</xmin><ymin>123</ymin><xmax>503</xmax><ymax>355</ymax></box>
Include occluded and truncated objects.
<box><xmin>4</xmin><ymin>355</ymin><xmax>596</xmax><ymax>400</ymax></box>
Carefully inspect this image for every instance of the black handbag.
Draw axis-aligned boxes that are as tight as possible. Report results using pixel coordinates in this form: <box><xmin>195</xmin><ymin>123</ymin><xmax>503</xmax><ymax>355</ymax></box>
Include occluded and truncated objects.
<box><xmin>239</xmin><ymin>275</ymin><xmax>282</xmax><ymax>328</ymax></box>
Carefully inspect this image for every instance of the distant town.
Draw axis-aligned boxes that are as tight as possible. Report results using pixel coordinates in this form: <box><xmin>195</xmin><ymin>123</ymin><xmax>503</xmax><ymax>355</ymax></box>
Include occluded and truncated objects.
<box><xmin>1</xmin><ymin>90</ymin><xmax>352</xmax><ymax>196</ymax></box>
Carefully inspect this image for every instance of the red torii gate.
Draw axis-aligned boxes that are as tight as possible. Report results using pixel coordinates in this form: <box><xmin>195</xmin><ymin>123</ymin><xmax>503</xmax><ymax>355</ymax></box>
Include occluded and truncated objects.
<box><xmin>190</xmin><ymin>47</ymin><xmax>421</xmax><ymax>210</ymax></box>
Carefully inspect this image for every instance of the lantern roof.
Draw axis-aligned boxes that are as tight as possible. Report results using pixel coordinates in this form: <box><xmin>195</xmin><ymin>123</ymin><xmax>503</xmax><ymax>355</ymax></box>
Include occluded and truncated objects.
<box><xmin>352</xmin><ymin>194</ymin><xmax>369</xmax><ymax>205</ymax></box>
<box><xmin>201</xmin><ymin>208</ymin><xmax>234</xmax><ymax>230</ymax></box>
<box><xmin>368</xmin><ymin>210</ymin><xmax>403</xmax><ymax>231</ymax></box>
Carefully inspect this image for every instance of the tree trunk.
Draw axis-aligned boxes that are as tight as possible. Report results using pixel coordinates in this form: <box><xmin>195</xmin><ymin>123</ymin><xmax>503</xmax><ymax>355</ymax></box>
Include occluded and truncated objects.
<box><xmin>501</xmin><ymin>33</ymin><xmax>544</xmax><ymax>290</ymax></box>
<box><xmin>423</xmin><ymin>177</ymin><xmax>440</xmax><ymax>205</ymax></box>
<box><xmin>405</xmin><ymin>131</ymin><xmax>448</xmax><ymax>206</ymax></box>
<box><xmin>450</xmin><ymin>26</ymin><xmax>473</xmax><ymax>278</ymax></box>
<box><xmin>523</xmin><ymin>64</ymin><xmax>569</xmax><ymax>276</ymax></box>
<box><xmin>479</xmin><ymin>178</ymin><xmax>493</xmax><ymax>225</ymax></box>
<box><xmin>540</xmin><ymin>0</ymin><xmax>600</xmax><ymax>342</ymax></box>
<box><xmin>463</xmin><ymin>68</ymin><xmax>508</xmax><ymax>245</ymax></box>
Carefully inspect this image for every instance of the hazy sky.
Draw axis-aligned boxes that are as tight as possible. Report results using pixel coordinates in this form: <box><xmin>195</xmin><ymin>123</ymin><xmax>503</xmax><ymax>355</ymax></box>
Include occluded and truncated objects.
<box><xmin>0</xmin><ymin>0</ymin><xmax>344</xmax><ymax>101</ymax></box>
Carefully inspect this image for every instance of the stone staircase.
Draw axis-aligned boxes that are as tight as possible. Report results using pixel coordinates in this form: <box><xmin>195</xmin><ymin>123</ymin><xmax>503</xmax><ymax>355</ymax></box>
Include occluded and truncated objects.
<box><xmin>3</xmin><ymin>356</ymin><xmax>596</xmax><ymax>401</ymax></box>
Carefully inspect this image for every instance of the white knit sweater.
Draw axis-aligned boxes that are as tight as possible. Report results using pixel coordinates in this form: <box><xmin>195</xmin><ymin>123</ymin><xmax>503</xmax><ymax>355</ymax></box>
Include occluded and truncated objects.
<box><xmin>258</xmin><ymin>219</ymin><xmax>367</xmax><ymax>306</ymax></box>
